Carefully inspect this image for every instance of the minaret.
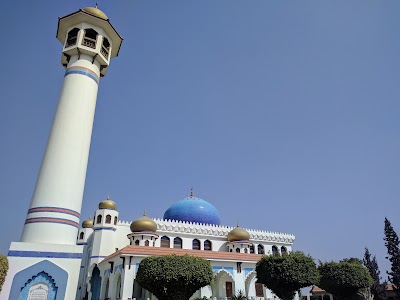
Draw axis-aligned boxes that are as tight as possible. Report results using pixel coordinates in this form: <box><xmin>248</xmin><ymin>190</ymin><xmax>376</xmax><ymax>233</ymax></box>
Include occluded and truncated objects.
<box><xmin>1</xmin><ymin>7</ymin><xmax>122</xmax><ymax>300</ymax></box>
<box><xmin>20</xmin><ymin>7</ymin><xmax>122</xmax><ymax>245</ymax></box>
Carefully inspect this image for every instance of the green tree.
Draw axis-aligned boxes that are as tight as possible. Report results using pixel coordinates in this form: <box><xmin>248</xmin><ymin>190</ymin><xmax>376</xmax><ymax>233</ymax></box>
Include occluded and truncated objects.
<box><xmin>256</xmin><ymin>251</ymin><xmax>319</xmax><ymax>300</ymax></box>
<box><xmin>384</xmin><ymin>218</ymin><xmax>400</xmax><ymax>299</ymax></box>
<box><xmin>0</xmin><ymin>255</ymin><xmax>8</xmax><ymax>292</ymax></box>
<box><xmin>136</xmin><ymin>254</ymin><xmax>213</xmax><ymax>300</ymax></box>
<box><xmin>363</xmin><ymin>247</ymin><xmax>386</xmax><ymax>300</ymax></box>
<box><xmin>318</xmin><ymin>260</ymin><xmax>373</xmax><ymax>300</ymax></box>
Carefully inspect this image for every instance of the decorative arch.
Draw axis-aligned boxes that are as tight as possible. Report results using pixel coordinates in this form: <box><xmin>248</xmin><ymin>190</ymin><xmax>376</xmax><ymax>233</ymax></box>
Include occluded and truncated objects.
<box><xmin>20</xmin><ymin>271</ymin><xmax>58</xmax><ymax>300</ymax></box>
<box><xmin>214</xmin><ymin>269</ymin><xmax>235</xmax><ymax>282</ymax></box>
<box><xmin>257</xmin><ymin>244</ymin><xmax>265</xmax><ymax>254</ymax></box>
<box><xmin>281</xmin><ymin>246</ymin><xmax>287</xmax><ymax>255</ymax></box>
<box><xmin>9</xmin><ymin>260</ymin><xmax>67</xmax><ymax>300</ymax></box>
<box><xmin>245</xmin><ymin>270</ymin><xmax>257</xmax><ymax>295</ymax></box>
<box><xmin>272</xmin><ymin>245</ymin><xmax>278</xmax><ymax>255</ymax></box>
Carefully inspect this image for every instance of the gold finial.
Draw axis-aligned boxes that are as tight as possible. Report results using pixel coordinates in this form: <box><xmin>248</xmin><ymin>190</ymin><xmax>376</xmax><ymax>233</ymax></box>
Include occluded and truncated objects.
<box><xmin>190</xmin><ymin>187</ymin><xmax>194</xmax><ymax>197</ymax></box>
<box><xmin>107</xmin><ymin>194</ymin><xmax>110</xmax><ymax>200</ymax></box>
<box><xmin>95</xmin><ymin>2</ymin><xmax>99</xmax><ymax>9</ymax></box>
<box><xmin>143</xmin><ymin>209</ymin><xmax>147</xmax><ymax>216</ymax></box>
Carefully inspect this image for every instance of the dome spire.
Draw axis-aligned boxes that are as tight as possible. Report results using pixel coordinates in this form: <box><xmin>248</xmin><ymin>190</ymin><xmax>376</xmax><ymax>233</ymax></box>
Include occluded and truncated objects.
<box><xmin>190</xmin><ymin>187</ymin><xmax>194</xmax><ymax>197</ymax></box>
<box><xmin>95</xmin><ymin>2</ymin><xmax>99</xmax><ymax>9</ymax></box>
<box><xmin>143</xmin><ymin>209</ymin><xmax>147</xmax><ymax>216</ymax></box>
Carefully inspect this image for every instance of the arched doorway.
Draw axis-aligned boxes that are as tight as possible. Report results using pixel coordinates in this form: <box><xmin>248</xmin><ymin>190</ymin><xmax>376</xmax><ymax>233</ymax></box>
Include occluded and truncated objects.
<box><xmin>90</xmin><ymin>266</ymin><xmax>101</xmax><ymax>300</ymax></box>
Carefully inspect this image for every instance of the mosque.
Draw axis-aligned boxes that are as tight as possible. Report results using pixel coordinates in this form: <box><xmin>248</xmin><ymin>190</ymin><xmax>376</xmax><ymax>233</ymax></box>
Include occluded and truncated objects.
<box><xmin>0</xmin><ymin>6</ymin><xmax>295</xmax><ymax>300</ymax></box>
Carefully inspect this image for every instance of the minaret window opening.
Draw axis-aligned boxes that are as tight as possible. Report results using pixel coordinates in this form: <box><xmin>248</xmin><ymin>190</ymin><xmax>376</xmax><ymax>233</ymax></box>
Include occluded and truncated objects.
<box><xmin>281</xmin><ymin>246</ymin><xmax>287</xmax><ymax>255</ymax></box>
<box><xmin>135</xmin><ymin>240</ymin><xmax>139</xmax><ymax>246</ymax></box>
<box><xmin>114</xmin><ymin>216</ymin><xmax>118</xmax><ymax>225</ymax></box>
<box><xmin>236</xmin><ymin>248</ymin><xmax>240</xmax><ymax>253</ymax></box>
<box><xmin>66</xmin><ymin>28</ymin><xmax>80</xmax><ymax>47</ymax></box>
<box><xmin>145</xmin><ymin>240</ymin><xmax>150</xmax><ymax>247</ymax></box>
<box><xmin>160</xmin><ymin>236</ymin><xmax>170</xmax><ymax>248</ymax></box>
<box><xmin>96</xmin><ymin>215</ymin><xmax>102</xmax><ymax>224</ymax></box>
<box><xmin>192</xmin><ymin>239</ymin><xmax>200</xmax><ymax>250</ymax></box>
<box><xmin>82</xmin><ymin>28</ymin><xmax>98</xmax><ymax>49</ymax></box>
<box><xmin>105</xmin><ymin>215</ymin><xmax>111</xmax><ymax>224</ymax></box>
<box><xmin>173</xmin><ymin>237</ymin><xmax>182</xmax><ymax>249</ymax></box>
<box><xmin>79</xmin><ymin>232</ymin><xmax>84</xmax><ymax>240</ymax></box>
<box><xmin>101</xmin><ymin>37</ymin><xmax>110</xmax><ymax>59</ymax></box>
<box><xmin>258</xmin><ymin>244</ymin><xmax>265</xmax><ymax>255</ymax></box>
<box><xmin>204</xmin><ymin>240</ymin><xmax>212</xmax><ymax>251</ymax></box>
<box><xmin>250</xmin><ymin>244</ymin><xmax>255</xmax><ymax>254</ymax></box>
<box><xmin>271</xmin><ymin>245</ymin><xmax>278</xmax><ymax>256</ymax></box>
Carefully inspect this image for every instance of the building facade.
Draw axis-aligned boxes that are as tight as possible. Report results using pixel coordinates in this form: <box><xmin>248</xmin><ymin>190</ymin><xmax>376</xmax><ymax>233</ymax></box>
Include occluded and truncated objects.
<box><xmin>75</xmin><ymin>194</ymin><xmax>295</xmax><ymax>300</ymax></box>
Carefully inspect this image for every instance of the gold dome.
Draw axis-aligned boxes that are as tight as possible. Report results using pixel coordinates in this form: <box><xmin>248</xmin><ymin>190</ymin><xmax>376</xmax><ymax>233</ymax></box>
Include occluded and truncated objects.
<box><xmin>82</xmin><ymin>219</ymin><xmax>94</xmax><ymax>228</ymax></box>
<box><xmin>227</xmin><ymin>226</ymin><xmax>250</xmax><ymax>242</ymax></box>
<box><xmin>130</xmin><ymin>212</ymin><xmax>157</xmax><ymax>232</ymax></box>
<box><xmin>98</xmin><ymin>196</ymin><xmax>117</xmax><ymax>210</ymax></box>
<box><xmin>81</xmin><ymin>7</ymin><xmax>108</xmax><ymax>20</ymax></box>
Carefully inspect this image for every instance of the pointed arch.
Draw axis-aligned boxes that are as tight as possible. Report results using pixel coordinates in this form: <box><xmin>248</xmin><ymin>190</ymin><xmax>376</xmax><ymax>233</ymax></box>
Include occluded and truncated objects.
<box><xmin>90</xmin><ymin>266</ymin><xmax>101</xmax><ymax>300</ymax></box>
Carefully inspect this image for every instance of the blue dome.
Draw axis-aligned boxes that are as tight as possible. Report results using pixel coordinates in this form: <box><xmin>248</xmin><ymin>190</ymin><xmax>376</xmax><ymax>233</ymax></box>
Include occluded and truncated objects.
<box><xmin>164</xmin><ymin>196</ymin><xmax>221</xmax><ymax>225</ymax></box>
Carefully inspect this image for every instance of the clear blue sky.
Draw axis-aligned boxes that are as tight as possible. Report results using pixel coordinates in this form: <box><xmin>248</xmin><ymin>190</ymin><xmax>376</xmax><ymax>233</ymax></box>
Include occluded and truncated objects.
<box><xmin>0</xmin><ymin>0</ymin><xmax>399</xmax><ymax>277</ymax></box>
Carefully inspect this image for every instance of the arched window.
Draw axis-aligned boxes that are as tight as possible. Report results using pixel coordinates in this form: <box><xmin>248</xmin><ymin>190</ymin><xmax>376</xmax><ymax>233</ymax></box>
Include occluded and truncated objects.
<box><xmin>192</xmin><ymin>239</ymin><xmax>200</xmax><ymax>250</ymax></box>
<box><xmin>114</xmin><ymin>216</ymin><xmax>118</xmax><ymax>225</ymax></box>
<box><xmin>236</xmin><ymin>248</ymin><xmax>240</xmax><ymax>253</ymax></box>
<box><xmin>161</xmin><ymin>236</ymin><xmax>170</xmax><ymax>248</ymax></box>
<box><xmin>79</xmin><ymin>232</ymin><xmax>84</xmax><ymax>240</ymax></box>
<box><xmin>272</xmin><ymin>245</ymin><xmax>278</xmax><ymax>256</ymax></box>
<box><xmin>281</xmin><ymin>246</ymin><xmax>287</xmax><ymax>255</ymax></box>
<box><xmin>145</xmin><ymin>240</ymin><xmax>150</xmax><ymax>247</ymax></box>
<box><xmin>96</xmin><ymin>215</ymin><xmax>102</xmax><ymax>224</ymax></box>
<box><xmin>66</xmin><ymin>28</ymin><xmax>80</xmax><ymax>47</ymax></box>
<box><xmin>244</xmin><ymin>248</ymin><xmax>248</xmax><ymax>253</ymax></box>
<box><xmin>105</xmin><ymin>215</ymin><xmax>111</xmax><ymax>224</ymax></box>
<box><xmin>250</xmin><ymin>244</ymin><xmax>255</xmax><ymax>254</ymax></box>
<box><xmin>101</xmin><ymin>37</ymin><xmax>110</xmax><ymax>59</ymax></box>
<box><xmin>258</xmin><ymin>244</ymin><xmax>265</xmax><ymax>254</ymax></box>
<box><xmin>230</xmin><ymin>249</ymin><xmax>233</xmax><ymax>252</ymax></box>
<box><xmin>173</xmin><ymin>237</ymin><xmax>182</xmax><ymax>249</ymax></box>
<box><xmin>204</xmin><ymin>240</ymin><xmax>212</xmax><ymax>251</ymax></box>
<box><xmin>82</xmin><ymin>28</ymin><xmax>98</xmax><ymax>49</ymax></box>
<box><xmin>135</xmin><ymin>240</ymin><xmax>139</xmax><ymax>246</ymax></box>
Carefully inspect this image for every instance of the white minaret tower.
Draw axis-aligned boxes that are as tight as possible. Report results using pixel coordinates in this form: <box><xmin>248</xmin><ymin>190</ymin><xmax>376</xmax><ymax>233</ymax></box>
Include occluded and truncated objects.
<box><xmin>20</xmin><ymin>7</ymin><xmax>122</xmax><ymax>245</ymax></box>
<box><xmin>1</xmin><ymin>7</ymin><xmax>122</xmax><ymax>300</ymax></box>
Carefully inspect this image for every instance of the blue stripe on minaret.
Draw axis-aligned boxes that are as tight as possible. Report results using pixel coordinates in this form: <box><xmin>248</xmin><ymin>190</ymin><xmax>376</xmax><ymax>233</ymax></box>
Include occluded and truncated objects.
<box><xmin>65</xmin><ymin>66</ymin><xmax>99</xmax><ymax>84</ymax></box>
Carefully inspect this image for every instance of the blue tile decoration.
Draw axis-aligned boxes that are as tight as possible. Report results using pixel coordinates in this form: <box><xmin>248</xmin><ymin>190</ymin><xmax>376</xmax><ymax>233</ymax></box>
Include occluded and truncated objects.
<box><xmin>164</xmin><ymin>196</ymin><xmax>221</xmax><ymax>225</ymax></box>
<box><xmin>65</xmin><ymin>66</ymin><xmax>99</xmax><ymax>84</ymax></box>
<box><xmin>8</xmin><ymin>250</ymin><xmax>82</xmax><ymax>259</ymax></box>
<box><xmin>225</xmin><ymin>267</ymin><xmax>234</xmax><ymax>276</ymax></box>
<box><xmin>212</xmin><ymin>266</ymin><xmax>233</xmax><ymax>276</ymax></box>
<box><xmin>244</xmin><ymin>268</ymin><xmax>255</xmax><ymax>277</ymax></box>
<box><xmin>212</xmin><ymin>266</ymin><xmax>222</xmax><ymax>273</ymax></box>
